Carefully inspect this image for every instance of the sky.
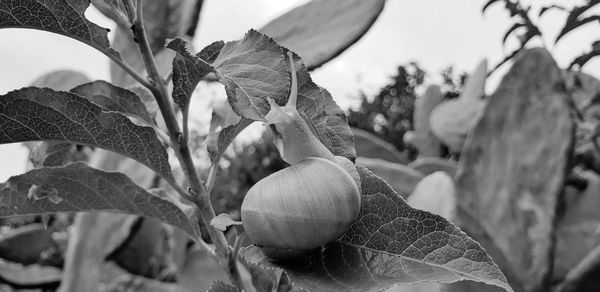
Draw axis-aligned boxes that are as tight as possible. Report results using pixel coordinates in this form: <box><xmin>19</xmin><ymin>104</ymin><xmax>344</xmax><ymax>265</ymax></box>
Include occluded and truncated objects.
<box><xmin>0</xmin><ymin>0</ymin><xmax>598</xmax><ymax>181</ymax></box>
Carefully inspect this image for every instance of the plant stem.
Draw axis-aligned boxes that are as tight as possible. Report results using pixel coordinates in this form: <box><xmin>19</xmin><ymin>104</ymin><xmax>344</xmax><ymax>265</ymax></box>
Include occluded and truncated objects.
<box><xmin>105</xmin><ymin>51</ymin><xmax>153</xmax><ymax>90</ymax></box>
<box><xmin>130</xmin><ymin>0</ymin><xmax>243</xmax><ymax>288</ymax></box>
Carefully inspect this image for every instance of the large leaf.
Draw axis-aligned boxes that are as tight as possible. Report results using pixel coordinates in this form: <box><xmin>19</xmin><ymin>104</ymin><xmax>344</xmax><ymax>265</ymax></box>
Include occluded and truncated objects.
<box><xmin>167</xmin><ymin>38</ymin><xmax>214</xmax><ymax>114</ymax></box>
<box><xmin>0</xmin><ymin>87</ymin><xmax>174</xmax><ymax>182</ymax></box>
<box><xmin>28</xmin><ymin>70</ymin><xmax>92</xmax><ymax>168</ymax></box>
<box><xmin>241</xmin><ymin>166</ymin><xmax>513</xmax><ymax>292</ymax></box>
<box><xmin>352</xmin><ymin>128</ymin><xmax>405</xmax><ymax>163</ymax></box>
<box><xmin>213</xmin><ymin>29</ymin><xmax>290</xmax><ymax>121</ymax></box>
<box><xmin>553</xmin><ymin>172</ymin><xmax>600</xmax><ymax>281</ymax></box>
<box><xmin>0</xmin><ymin>0</ymin><xmax>121</xmax><ymax>60</ymax></box>
<box><xmin>260</xmin><ymin>0</ymin><xmax>385</xmax><ymax>70</ymax></box>
<box><xmin>0</xmin><ymin>162</ymin><xmax>201</xmax><ymax>238</ymax></box>
<box><xmin>71</xmin><ymin>80</ymin><xmax>155</xmax><ymax>125</ymax></box>
<box><xmin>356</xmin><ymin>157</ymin><xmax>423</xmax><ymax>197</ymax></box>
<box><xmin>412</xmin><ymin>85</ymin><xmax>444</xmax><ymax>157</ymax></box>
<box><xmin>455</xmin><ymin>48</ymin><xmax>574</xmax><ymax>291</ymax></box>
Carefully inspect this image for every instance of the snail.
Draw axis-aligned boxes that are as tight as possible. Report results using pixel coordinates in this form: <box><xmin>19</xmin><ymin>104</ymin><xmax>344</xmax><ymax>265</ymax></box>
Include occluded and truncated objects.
<box><xmin>240</xmin><ymin>52</ymin><xmax>361</xmax><ymax>260</ymax></box>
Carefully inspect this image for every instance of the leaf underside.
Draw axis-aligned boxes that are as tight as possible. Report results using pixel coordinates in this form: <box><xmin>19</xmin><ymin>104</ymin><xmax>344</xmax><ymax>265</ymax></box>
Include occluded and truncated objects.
<box><xmin>0</xmin><ymin>0</ymin><xmax>121</xmax><ymax>60</ymax></box>
<box><xmin>167</xmin><ymin>38</ymin><xmax>214</xmax><ymax>113</ymax></box>
<box><xmin>212</xmin><ymin>29</ymin><xmax>290</xmax><ymax>121</ymax></box>
<box><xmin>0</xmin><ymin>87</ymin><xmax>174</xmax><ymax>182</ymax></box>
<box><xmin>259</xmin><ymin>0</ymin><xmax>385</xmax><ymax>70</ymax></box>
<box><xmin>241</xmin><ymin>166</ymin><xmax>513</xmax><ymax>292</ymax></box>
<box><xmin>455</xmin><ymin>48</ymin><xmax>573</xmax><ymax>291</ymax></box>
<box><xmin>0</xmin><ymin>162</ymin><xmax>201</xmax><ymax>238</ymax></box>
<box><xmin>71</xmin><ymin>80</ymin><xmax>155</xmax><ymax>125</ymax></box>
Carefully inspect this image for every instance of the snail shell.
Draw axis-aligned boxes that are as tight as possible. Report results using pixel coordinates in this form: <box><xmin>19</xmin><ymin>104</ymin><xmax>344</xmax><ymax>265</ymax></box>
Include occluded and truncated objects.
<box><xmin>241</xmin><ymin>157</ymin><xmax>361</xmax><ymax>260</ymax></box>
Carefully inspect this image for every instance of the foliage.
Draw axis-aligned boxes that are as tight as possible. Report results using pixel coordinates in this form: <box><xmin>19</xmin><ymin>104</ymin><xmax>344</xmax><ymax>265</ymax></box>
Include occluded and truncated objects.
<box><xmin>347</xmin><ymin>63</ymin><xmax>465</xmax><ymax>160</ymax></box>
<box><xmin>0</xmin><ymin>0</ymin><xmax>514</xmax><ymax>291</ymax></box>
<box><xmin>486</xmin><ymin>0</ymin><xmax>600</xmax><ymax>71</ymax></box>
<box><xmin>347</xmin><ymin>63</ymin><xmax>424</xmax><ymax>160</ymax></box>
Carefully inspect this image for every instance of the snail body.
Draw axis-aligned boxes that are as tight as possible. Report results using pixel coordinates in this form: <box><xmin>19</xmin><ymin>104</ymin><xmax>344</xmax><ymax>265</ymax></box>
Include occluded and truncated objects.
<box><xmin>240</xmin><ymin>52</ymin><xmax>361</xmax><ymax>260</ymax></box>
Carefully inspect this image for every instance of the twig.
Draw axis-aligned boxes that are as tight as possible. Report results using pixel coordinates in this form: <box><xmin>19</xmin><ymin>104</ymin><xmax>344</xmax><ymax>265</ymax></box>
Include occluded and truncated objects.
<box><xmin>104</xmin><ymin>52</ymin><xmax>153</xmax><ymax>90</ymax></box>
<box><xmin>128</xmin><ymin>0</ymin><xmax>244</xmax><ymax>289</ymax></box>
<box><xmin>206</xmin><ymin>159</ymin><xmax>219</xmax><ymax>194</ymax></box>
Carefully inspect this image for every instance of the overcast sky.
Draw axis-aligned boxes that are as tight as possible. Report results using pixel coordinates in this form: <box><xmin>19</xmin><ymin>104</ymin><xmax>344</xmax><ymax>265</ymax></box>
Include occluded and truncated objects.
<box><xmin>0</xmin><ymin>0</ymin><xmax>598</xmax><ymax>181</ymax></box>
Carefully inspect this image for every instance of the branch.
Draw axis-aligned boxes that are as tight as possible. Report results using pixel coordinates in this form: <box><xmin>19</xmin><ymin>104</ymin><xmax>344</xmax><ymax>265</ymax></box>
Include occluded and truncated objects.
<box><xmin>129</xmin><ymin>0</ymin><xmax>243</xmax><ymax>288</ymax></box>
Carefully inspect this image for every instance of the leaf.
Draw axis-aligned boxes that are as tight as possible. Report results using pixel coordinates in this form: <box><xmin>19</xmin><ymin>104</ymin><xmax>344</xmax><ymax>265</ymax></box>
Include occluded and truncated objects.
<box><xmin>459</xmin><ymin>59</ymin><xmax>488</xmax><ymax>102</ymax></box>
<box><xmin>562</xmin><ymin>69</ymin><xmax>600</xmax><ymax>110</ymax></box>
<box><xmin>198</xmin><ymin>40</ymin><xmax>225</xmax><ymax>64</ymax></box>
<box><xmin>570</xmin><ymin>40</ymin><xmax>600</xmax><ymax>69</ymax></box>
<box><xmin>502</xmin><ymin>22</ymin><xmax>526</xmax><ymax>45</ymax></box>
<box><xmin>407</xmin><ymin>172</ymin><xmax>456</xmax><ymax>219</ymax></box>
<box><xmin>0</xmin><ymin>162</ymin><xmax>201</xmax><ymax>238</ymax></box>
<box><xmin>28</xmin><ymin>70</ymin><xmax>92</xmax><ymax>168</ymax></box>
<box><xmin>356</xmin><ymin>157</ymin><xmax>424</xmax><ymax>197</ymax></box>
<box><xmin>30</xmin><ymin>70</ymin><xmax>91</xmax><ymax>91</ymax></box>
<box><xmin>555</xmin><ymin>0</ymin><xmax>600</xmax><ymax>44</ymax></box>
<box><xmin>0</xmin><ymin>259</ymin><xmax>61</xmax><ymax>288</ymax></box>
<box><xmin>408</xmin><ymin>157</ymin><xmax>457</xmax><ymax>176</ymax></box>
<box><xmin>482</xmin><ymin>0</ymin><xmax>502</xmax><ymax>13</ymax></box>
<box><xmin>412</xmin><ymin>85</ymin><xmax>444</xmax><ymax>158</ymax></box>
<box><xmin>241</xmin><ymin>166</ymin><xmax>513</xmax><ymax>292</ymax></box>
<box><xmin>210</xmin><ymin>118</ymin><xmax>254</xmax><ymax>162</ymax></box>
<box><xmin>28</xmin><ymin>141</ymin><xmax>75</xmax><ymax>168</ymax></box>
<box><xmin>556</xmin><ymin>15</ymin><xmax>600</xmax><ymax>44</ymax></box>
<box><xmin>167</xmin><ymin>38</ymin><xmax>214</xmax><ymax>113</ymax></box>
<box><xmin>455</xmin><ymin>48</ymin><xmax>573</xmax><ymax>291</ymax></box>
<box><xmin>0</xmin><ymin>224</ymin><xmax>57</xmax><ymax>266</ymax></box>
<box><xmin>352</xmin><ymin>128</ymin><xmax>405</xmax><ymax>163</ymax></box>
<box><xmin>260</xmin><ymin>0</ymin><xmax>385</xmax><ymax>70</ymax></box>
<box><xmin>71</xmin><ymin>80</ymin><xmax>155</xmax><ymax>125</ymax></box>
<box><xmin>207</xmin><ymin>101</ymin><xmax>243</xmax><ymax>161</ymax></box>
<box><xmin>0</xmin><ymin>87</ymin><xmax>174</xmax><ymax>182</ymax></box>
<box><xmin>322</xmin><ymin>88</ymin><xmax>357</xmax><ymax>160</ymax></box>
<box><xmin>210</xmin><ymin>213</ymin><xmax>242</xmax><ymax>232</ymax></box>
<box><xmin>0</xmin><ymin>0</ymin><xmax>121</xmax><ymax>60</ymax></box>
<box><xmin>539</xmin><ymin>4</ymin><xmax>566</xmax><ymax>17</ymax></box>
<box><xmin>554</xmin><ymin>171</ymin><xmax>600</xmax><ymax>281</ymax></box>
<box><xmin>207</xmin><ymin>281</ymin><xmax>239</xmax><ymax>292</ymax></box>
<box><xmin>239</xmin><ymin>260</ymin><xmax>307</xmax><ymax>292</ymax></box>
<box><xmin>212</xmin><ymin>29</ymin><xmax>290</xmax><ymax>121</ymax></box>
<box><xmin>91</xmin><ymin>0</ymin><xmax>130</xmax><ymax>28</ymax></box>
